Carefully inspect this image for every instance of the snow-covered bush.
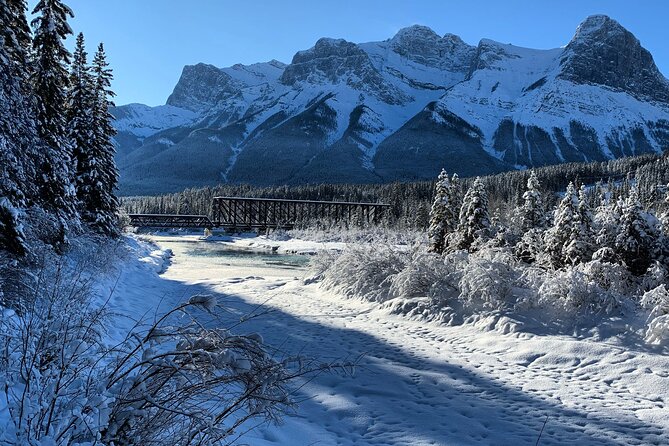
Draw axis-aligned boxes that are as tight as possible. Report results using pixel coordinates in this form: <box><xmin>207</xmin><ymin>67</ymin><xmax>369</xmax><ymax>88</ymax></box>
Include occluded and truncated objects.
<box><xmin>320</xmin><ymin>244</ymin><xmax>409</xmax><ymax>302</ymax></box>
<box><xmin>640</xmin><ymin>262</ymin><xmax>668</xmax><ymax>293</ymax></box>
<box><xmin>387</xmin><ymin>249</ymin><xmax>454</xmax><ymax>300</ymax></box>
<box><xmin>537</xmin><ymin>261</ymin><xmax>627</xmax><ymax>316</ymax></box>
<box><xmin>458</xmin><ymin>248</ymin><xmax>518</xmax><ymax>311</ymax></box>
<box><xmin>640</xmin><ymin>285</ymin><xmax>669</xmax><ymax>345</ymax></box>
<box><xmin>640</xmin><ymin>284</ymin><xmax>669</xmax><ymax>320</ymax></box>
<box><xmin>0</xmin><ymin>260</ymin><xmax>108</xmax><ymax>445</ymax></box>
<box><xmin>579</xmin><ymin>258</ymin><xmax>631</xmax><ymax>298</ymax></box>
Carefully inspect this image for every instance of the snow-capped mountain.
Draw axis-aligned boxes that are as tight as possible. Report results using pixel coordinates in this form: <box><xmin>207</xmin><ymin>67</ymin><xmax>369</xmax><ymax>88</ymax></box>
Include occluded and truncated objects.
<box><xmin>114</xmin><ymin>15</ymin><xmax>669</xmax><ymax>195</ymax></box>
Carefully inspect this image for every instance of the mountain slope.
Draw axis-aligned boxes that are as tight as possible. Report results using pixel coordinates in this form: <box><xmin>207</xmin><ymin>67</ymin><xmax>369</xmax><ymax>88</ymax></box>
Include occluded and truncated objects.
<box><xmin>114</xmin><ymin>15</ymin><xmax>669</xmax><ymax>195</ymax></box>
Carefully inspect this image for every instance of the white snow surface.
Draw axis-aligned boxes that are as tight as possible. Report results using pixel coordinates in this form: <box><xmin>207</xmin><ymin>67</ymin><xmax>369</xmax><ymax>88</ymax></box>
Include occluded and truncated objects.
<box><xmin>112</xmin><ymin>103</ymin><xmax>198</xmax><ymax>138</ymax></box>
<box><xmin>87</xmin><ymin>234</ymin><xmax>669</xmax><ymax>445</ymax></box>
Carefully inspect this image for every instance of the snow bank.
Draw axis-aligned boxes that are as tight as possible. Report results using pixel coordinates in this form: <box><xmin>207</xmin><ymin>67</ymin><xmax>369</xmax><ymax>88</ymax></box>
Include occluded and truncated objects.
<box><xmin>315</xmin><ymin>242</ymin><xmax>669</xmax><ymax>344</ymax></box>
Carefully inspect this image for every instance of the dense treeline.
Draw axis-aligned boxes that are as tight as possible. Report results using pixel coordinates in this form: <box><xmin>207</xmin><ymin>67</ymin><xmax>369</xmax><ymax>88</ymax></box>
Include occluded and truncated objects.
<box><xmin>428</xmin><ymin>168</ymin><xmax>668</xmax><ymax>276</ymax></box>
<box><xmin>0</xmin><ymin>0</ymin><xmax>118</xmax><ymax>258</ymax></box>
<box><xmin>122</xmin><ymin>152</ymin><xmax>669</xmax><ymax>229</ymax></box>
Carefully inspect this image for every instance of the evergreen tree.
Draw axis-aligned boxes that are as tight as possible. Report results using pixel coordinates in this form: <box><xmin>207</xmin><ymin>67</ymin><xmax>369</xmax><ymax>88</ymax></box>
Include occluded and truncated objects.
<box><xmin>0</xmin><ymin>0</ymin><xmax>34</xmax><ymax>255</ymax></box>
<box><xmin>66</xmin><ymin>32</ymin><xmax>94</xmax><ymax>196</ymax></box>
<box><xmin>660</xmin><ymin>184</ymin><xmax>669</xmax><ymax>235</ymax></box>
<box><xmin>78</xmin><ymin>42</ymin><xmax>118</xmax><ymax>235</ymax></box>
<box><xmin>456</xmin><ymin>177</ymin><xmax>490</xmax><ymax>251</ymax></box>
<box><xmin>3</xmin><ymin>0</ymin><xmax>31</xmax><ymax>69</ymax></box>
<box><xmin>31</xmin><ymin>0</ymin><xmax>78</xmax><ymax>221</ymax></box>
<box><xmin>615</xmin><ymin>187</ymin><xmax>659</xmax><ymax>275</ymax></box>
<box><xmin>427</xmin><ymin>170</ymin><xmax>452</xmax><ymax>254</ymax></box>
<box><xmin>544</xmin><ymin>182</ymin><xmax>579</xmax><ymax>268</ymax></box>
<box><xmin>414</xmin><ymin>203</ymin><xmax>429</xmax><ymax>230</ymax></box>
<box><xmin>449</xmin><ymin>173</ymin><xmax>462</xmax><ymax>217</ymax></box>
<box><xmin>514</xmin><ymin>172</ymin><xmax>547</xmax><ymax>263</ymax></box>
<box><xmin>564</xmin><ymin>185</ymin><xmax>595</xmax><ymax>265</ymax></box>
<box><xmin>519</xmin><ymin>171</ymin><xmax>546</xmax><ymax>231</ymax></box>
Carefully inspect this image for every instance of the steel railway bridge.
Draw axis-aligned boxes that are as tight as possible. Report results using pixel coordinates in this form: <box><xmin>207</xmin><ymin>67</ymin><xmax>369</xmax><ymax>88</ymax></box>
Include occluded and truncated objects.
<box><xmin>129</xmin><ymin>196</ymin><xmax>391</xmax><ymax>230</ymax></box>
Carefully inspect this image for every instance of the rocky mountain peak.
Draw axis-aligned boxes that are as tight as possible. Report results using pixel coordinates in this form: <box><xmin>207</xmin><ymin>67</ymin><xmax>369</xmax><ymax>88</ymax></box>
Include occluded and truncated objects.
<box><xmin>391</xmin><ymin>24</ymin><xmax>441</xmax><ymax>44</ymax></box>
<box><xmin>570</xmin><ymin>15</ymin><xmax>626</xmax><ymax>42</ymax></box>
<box><xmin>166</xmin><ymin>63</ymin><xmax>238</xmax><ymax>112</ymax></box>
<box><xmin>389</xmin><ymin>25</ymin><xmax>476</xmax><ymax>72</ymax></box>
<box><xmin>466</xmin><ymin>39</ymin><xmax>519</xmax><ymax>75</ymax></box>
<box><xmin>280</xmin><ymin>37</ymin><xmax>409</xmax><ymax>104</ymax></box>
<box><xmin>560</xmin><ymin>14</ymin><xmax>669</xmax><ymax>103</ymax></box>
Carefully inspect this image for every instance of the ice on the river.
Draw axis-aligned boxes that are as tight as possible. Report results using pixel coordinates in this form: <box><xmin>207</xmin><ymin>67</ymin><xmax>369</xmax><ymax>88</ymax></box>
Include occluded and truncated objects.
<box><xmin>100</xmin><ymin>235</ymin><xmax>669</xmax><ymax>445</ymax></box>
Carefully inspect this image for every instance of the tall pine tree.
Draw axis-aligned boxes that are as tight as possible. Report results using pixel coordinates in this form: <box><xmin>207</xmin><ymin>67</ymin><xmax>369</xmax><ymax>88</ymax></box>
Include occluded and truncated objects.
<box><xmin>31</xmin><ymin>0</ymin><xmax>78</xmax><ymax>222</ymax></box>
<box><xmin>456</xmin><ymin>177</ymin><xmax>490</xmax><ymax>251</ymax></box>
<box><xmin>519</xmin><ymin>171</ymin><xmax>546</xmax><ymax>231</ymax></box>
<box><xmin>514</xmin><ymin>171</ymin><xmax>547</xmax><ymax>263</ymax></box>
<box><xmin>0</xmin><ymin>0</ymin><xmax>34</xmax><ymax>255</ymax></box>
<box><xmin>564</xmin><ymin>185</ymin><xmax>595</xmax><ymax>265</ymax></box>
<box><xmin>67</xmin><ymin>32</ymin><xmax>94</xmax><ymax>196</ymax></box>
<box><xmin>615</xmin><ymin>187</ymin><xmax>659</xmax><ymax>275</ymax></box>
<box><xmin>427</xmin><ymin>170</ymin><xmax>456</xmax><ymax>254</ymax></box>
<box><xmin>544</xmin><ymin>182</ymin><xmax>579</xmax><ymax>268</ymax></box>
<box><xmin>78</xmin><ymin>42</ymin><xmax>119</xmax><ymax>235</ymax></box>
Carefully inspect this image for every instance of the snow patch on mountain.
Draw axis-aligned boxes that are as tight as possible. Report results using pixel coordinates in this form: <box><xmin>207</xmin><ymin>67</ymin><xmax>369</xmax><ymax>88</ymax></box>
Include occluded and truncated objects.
<box><xmin>112</xmin><ymin>103</ymin><xmax>197</xmax><ymax>138</ymax></box>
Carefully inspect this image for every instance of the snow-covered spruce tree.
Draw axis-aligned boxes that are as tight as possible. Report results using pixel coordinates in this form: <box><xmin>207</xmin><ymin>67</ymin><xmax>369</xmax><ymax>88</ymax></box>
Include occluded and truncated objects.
<box><xmin>66</xmin><ymin>33</ymin><xmax>94</xmax><ymax>195</ymax></box>
<box><xmin>615</xmin><ymin>187</ymin><xmax>660</xmax><ymax>275</ymax></box>
<box><xmin>520</xmin><ymin>171</ymin><xmax>546</xmax><ymax>231</ymax></box>
<box><xmin>595</xmin><ymin>195</ymin><xmax>623</xmax><ymax>250</ymax></box>
<box><xmin>77</xmin><ymin>42</ymin><xmax>119</xmax><ymax>235</ymax></box>
<box><xmin>449</xmin><ymin>173</ymin><xmax>462</xmax><ymax>220</ymax></box>
<box><xmin>31</xmin><ymin>0</ymin><xmax>78</xmax><ymax>223</ymax></box>
<box><xmin>455</xmin><ymin>177</ymin><xmax>490</xmax><ymax>252</ymax></box>
<box><xmin>0</xmin><ymin>0</ymin><xmax>34</xmax><ymax>255</ymax></box>
<box><xmin>427</xmin><ymin>169</ymin><xmax>454</xmax><ymax>254</ymax></box>
<box><xmin>563</xmin><ymin>185</ymin><xmax>596</xmax><ymax>265</ymax></box>
<box><xmin>544</xmin><ymin>182</ymin><xmax>579</xmax><ymax>269</ymax></box>
<box><xmin>3</xmin><ymin>0</ymin><xmax>31</xmax><ymax>68</ymax></box>
<box><xmin>660</xmin><ymin>183</ymin><xmax>669</xmax><ymax>234</ymax></box>
<box><xmin>514</xmin><ymin>171</ymin><xmax>547</xmax><ymax>263</ymax></box>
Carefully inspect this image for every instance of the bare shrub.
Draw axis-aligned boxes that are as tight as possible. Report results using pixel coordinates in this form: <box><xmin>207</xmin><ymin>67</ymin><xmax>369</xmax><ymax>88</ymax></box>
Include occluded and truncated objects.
<box><xmin>1</xmin><ymin>254</ymin><xmax>351</xmax><ymax>445</ymax></box>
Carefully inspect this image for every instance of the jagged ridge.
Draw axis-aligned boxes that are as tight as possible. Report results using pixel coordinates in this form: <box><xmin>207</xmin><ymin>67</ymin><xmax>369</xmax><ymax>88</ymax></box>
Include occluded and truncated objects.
<box><xmin>112</xmin><ymin>15</ymin><xmax>669</xmax><ymax>195</ymax></box>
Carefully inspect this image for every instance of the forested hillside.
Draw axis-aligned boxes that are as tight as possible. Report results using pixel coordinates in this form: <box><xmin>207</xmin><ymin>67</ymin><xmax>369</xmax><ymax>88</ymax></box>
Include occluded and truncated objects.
<box><xmin>122</xmin><ymin>151</ymin><xmax>669</xmax><ymax>229</ymax></box>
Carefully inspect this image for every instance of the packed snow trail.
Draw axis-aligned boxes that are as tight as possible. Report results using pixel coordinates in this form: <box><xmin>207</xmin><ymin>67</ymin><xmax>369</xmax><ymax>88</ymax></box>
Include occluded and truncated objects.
<box><xmin>109</xmin><ymin>236</ymin><xmax>669</xmax><ymax>445</ymax></box>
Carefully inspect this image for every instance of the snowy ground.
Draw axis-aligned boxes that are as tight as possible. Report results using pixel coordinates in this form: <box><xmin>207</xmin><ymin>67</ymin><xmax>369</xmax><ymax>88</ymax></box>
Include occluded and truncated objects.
<box><xmin>103</xmin><ymin>235</ymin><xmax>669</xmax><ymax>445</ymax></box>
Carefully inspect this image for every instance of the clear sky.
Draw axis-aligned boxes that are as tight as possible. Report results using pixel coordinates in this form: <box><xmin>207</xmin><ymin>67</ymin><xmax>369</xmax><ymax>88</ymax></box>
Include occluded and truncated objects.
<box><xmin>39</xmin><ymin>0</ymin><xmax>669</xmax><ymax>106</ymax></box>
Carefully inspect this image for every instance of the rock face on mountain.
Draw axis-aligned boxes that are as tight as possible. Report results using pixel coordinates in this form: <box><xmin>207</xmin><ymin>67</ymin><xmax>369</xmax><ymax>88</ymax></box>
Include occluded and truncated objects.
<box><xmin>113</xmin><ymin>16</ymin><xmax>669</xmax><ymax>195</ymax></box>
<box><xmin>559</xmin><ymin>15</ymin><xmax>669</xmax><ymax>103</ymax></box>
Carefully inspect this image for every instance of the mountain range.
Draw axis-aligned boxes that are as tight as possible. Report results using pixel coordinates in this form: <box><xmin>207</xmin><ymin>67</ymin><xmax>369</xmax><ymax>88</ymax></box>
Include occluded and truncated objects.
<box><xmin>112</xmin><ymin>15</ymin><xmax>669</xmax><ymax>195</ymax></box>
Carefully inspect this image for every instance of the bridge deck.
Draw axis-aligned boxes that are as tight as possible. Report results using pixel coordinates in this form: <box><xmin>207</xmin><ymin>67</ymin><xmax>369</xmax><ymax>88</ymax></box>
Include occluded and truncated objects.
<box><xmin>128</xmin><ymin>214</ymin><xmax>213</xmax><ymax>229</ymax></box>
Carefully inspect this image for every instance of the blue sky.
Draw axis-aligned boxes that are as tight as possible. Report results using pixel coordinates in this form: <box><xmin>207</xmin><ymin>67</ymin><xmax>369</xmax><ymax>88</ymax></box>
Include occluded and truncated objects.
<box><xmin>44</xmin><ymin>0</ymin><xmax>669</xmax><ymax>106</ymax></box>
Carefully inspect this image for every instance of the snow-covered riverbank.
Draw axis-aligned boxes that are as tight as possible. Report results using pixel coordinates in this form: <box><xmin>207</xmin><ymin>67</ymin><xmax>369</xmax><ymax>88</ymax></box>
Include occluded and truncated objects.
<box><xmin>104</xmin><ymin>235</ymin><xmax>668</xmax><ymax>445</ymax></box>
